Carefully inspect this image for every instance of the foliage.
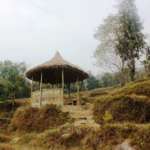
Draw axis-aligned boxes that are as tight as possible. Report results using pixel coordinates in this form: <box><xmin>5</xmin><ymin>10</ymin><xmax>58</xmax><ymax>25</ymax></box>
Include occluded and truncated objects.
<box><xmin>116</xmin><ymin>0</ymin><xmax>145</xmax><ymax>81</ymax></box>
<box><xmin>0</xmin><ymin>79</ymin><xmax>12</xmax><ymax>100</ymax></box>
<box><xmin>143</xmin><ymin>46</ymin><xmax>150</xmax><ymax>76</ymax></box>
<box><xmin>95</xmin><ymin>0</ymin><xmax>145</xmax><ymax>82</ymax></box>
<box><xmin>85</xmin><ymin>74</ymin><xmax>99</xmax><ymax>90</ymax></box>
<box><xmin>85</xmin><ymin>72</ymin><xmax>121</xmax><ymax>91</ymax></box>
<box><xmin>0</xmin><ymin>60</ymin><xmax>30</xmax><ymax>100</ymax></box>
<box><xmin>94</xmin><ymin>15</ymin><xmax>121</xmax><ymax>71</ymax></box>
<box><xmin>99</xmin><ymin>72</ymin><xmax>120</xmax><ymax>87</ymax></box>
<box><xmin>102</xmin><ymin>111</ymin><xmax>113</xmax><ymax>123</ymax></box>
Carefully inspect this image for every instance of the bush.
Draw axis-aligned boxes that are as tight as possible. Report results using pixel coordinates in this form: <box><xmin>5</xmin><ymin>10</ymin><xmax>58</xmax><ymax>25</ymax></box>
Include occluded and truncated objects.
<box><xmin>10</xmin><ymin>104</ymin><xmax>70</xmax><ymax>132</ymax></box>
<box><xmin>94</xmin><ymin>94</ymin><xmax>150</xmax><ymax>124</ymax></box>
<box><xmin>0</xmin><ymin>61</ymin><xmax>31</xmax><ymax>101</ymax></box>
<box><xmin>93</xmin><ymin>79</ymin><xmax>150</xmax><ymax>124</ymax></box>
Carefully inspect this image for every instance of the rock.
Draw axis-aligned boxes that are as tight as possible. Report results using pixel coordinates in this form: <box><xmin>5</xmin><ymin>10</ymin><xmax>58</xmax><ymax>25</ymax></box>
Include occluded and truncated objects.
<box><xmin>115</xmin><ymin>140</ymin><xmax>135</xmax><ymax>150</ymax></box>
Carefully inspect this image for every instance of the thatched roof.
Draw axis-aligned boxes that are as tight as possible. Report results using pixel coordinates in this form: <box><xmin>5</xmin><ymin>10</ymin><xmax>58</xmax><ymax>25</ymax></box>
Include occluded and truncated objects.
<box><xmin>26</xmin><ymin>52</ymin><xmax>89</xmax><ymax>84</ymax></box>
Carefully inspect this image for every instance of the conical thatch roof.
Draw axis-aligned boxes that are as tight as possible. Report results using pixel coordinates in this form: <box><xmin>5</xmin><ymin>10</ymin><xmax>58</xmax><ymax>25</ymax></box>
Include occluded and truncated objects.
<box><xmin>26</xmin><ymin>52</ymin><xmax>89</xmax><ymax>84</ymax></box>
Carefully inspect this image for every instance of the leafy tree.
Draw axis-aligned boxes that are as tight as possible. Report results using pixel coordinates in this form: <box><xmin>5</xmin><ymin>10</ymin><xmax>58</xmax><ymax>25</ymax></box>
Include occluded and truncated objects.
<box><xmin>116</xmin><ymin>0</ymin><xmax>145</xmax><ymax>81</ymax></box>
<box><xmin>99</xmin><ymin>72</ymin><xmax>120</xmax><ymax>87</ymax></box>
<box><xmin>94</xmin><ymin>15</ymin><xmax>122</xmax><ymax>72</ymax></box>
<box><xmin>0</xmin><ymin>61</ymin><xmax>30</xmax><ymax>100</ymax></box>
<box><xmin>95</xmin><ymin>0</ymin><xmax>145</xmax><ymax>82</ymax></box>
<box><xmin>0</xmin><ymin>79</ymin><xmax>12</xmax><ymax>100</ymax></box>
<box><xmin>143</xmin><ymin>46</ymin><xmax>150</xmax><ymax>76</ymax></box>
<box><xmin>85</xmin><ymin>74</ymin><xmax>99</xmax><ymax>90</ymax></box>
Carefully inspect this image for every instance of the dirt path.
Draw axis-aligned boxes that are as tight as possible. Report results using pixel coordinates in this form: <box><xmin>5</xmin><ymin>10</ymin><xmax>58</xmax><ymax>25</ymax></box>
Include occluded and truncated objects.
<box><xmin>62</xmin><ymin>104</ymin><xmax>99</xmax><ymax>128</ymax></box>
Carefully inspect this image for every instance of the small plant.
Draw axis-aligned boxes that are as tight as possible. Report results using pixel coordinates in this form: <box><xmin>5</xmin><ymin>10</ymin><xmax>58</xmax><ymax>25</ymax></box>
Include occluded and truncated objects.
<box><xmin>103</xmin><ymin>111</ymin><xmax>113</xmax><ymax>123</ymax></box>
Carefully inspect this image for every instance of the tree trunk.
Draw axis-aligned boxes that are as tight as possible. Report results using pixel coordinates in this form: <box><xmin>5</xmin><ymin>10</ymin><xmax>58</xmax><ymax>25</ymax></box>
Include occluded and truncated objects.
<box><xmin>120</xmin><ymin>60</ymin><xmax>126</xmax><ymax>86</ymax></box>
<box><xmin>128</xmin><ymin>58</ymin><xmax>136</xmax><ymax>81</ymax></box>
<box><xmin>12</xmin><ymin>92</ymin><xmax>15</xmax><ymax>112</ymax></box>
<box><xmin>39</xmin><ymin>72</ymin><xmax>43</xmax><ymax>107</ymax></box>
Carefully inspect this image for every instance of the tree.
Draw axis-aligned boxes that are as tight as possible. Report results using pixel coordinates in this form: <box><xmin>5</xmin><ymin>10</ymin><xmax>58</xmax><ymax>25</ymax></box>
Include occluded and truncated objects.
<box><xmin>94</xmin><ymin>0</ymin><xmax>145</xmax><ymax>82</ymax></box>
<box><xmin>94</xmin><ymin>15</ymin><xmax>127</xmax><ymax>85</ymax></box>
<box><xmin>0</xmin><ymin>61</ymin><xmax>30</xmax><ymax>100</ymax></box>
<box><xmin>94</xmin><ymin>15</ymin><xmax>122</xmax><ymax>72</ymax></box>
<box><xmin>98</xmin><ymin>72</ymin><xmax>120</xmax><ymax>87</ymax></box>
<box><xmin>143</xmin><ymin>46</ymin><xmax>150</xmax><ymax>76</ymax></box>
<box><xmin>116</xmin><ymin>0</ymin><xmax>145</xmax><ymax>81</ymax></box>
<box><xmin>0</xmin><ymin>79</ymin><xmax>12</xmax><ymax>100</ymax></box>
<box><xmin>85</xmin><ymin>74</ymin><xmax>99</xmax><ymax>90</ymax></box>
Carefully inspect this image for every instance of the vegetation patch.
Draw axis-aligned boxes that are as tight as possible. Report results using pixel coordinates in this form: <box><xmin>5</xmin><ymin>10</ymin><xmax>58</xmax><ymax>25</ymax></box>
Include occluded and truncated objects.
<box><xmin>0</xmin><ymin>134</ymin><xmax>11</xmax><ymax>143</ymax></box>
<box><xmin>13</xmin><ymin>124</ymin><xmax>150</xmax><ymax>150</ymax></box>
<box><xmin>88</xmin><ymin>88</ymin><xmax>110</xmax><ymax>98</ymax></box>
<box><xmin>111</xmin><ymin>79</ymin><xmax>150</xmax><ymax>96</ymax></box>
<box><xmin>93</xmin><ymin>79</ymin><xmax>150</xmax><ymax>124</ymax></box>
<box><xmin>16</xmin><ymin>125</ymin><xmax>95</xmax><ymax>150</ymax></box>
<box><xmin>10</xmin><ymin>104</ymin><xmax>70</xmax><ymax>132</ymax></box>
<box><xmin>0</xmin><ymin>99</ymin><xmax>29</xmax><ymax>111</ymax></box>
<box><xmin>94</xmin><ymin>94</ymin><xmax>150</xmax><ymax>124</ymax></box>
<box><xmin>0</xmin><ymin>144</ymin><xmax>14</xmax><ymax>150</ymax></box>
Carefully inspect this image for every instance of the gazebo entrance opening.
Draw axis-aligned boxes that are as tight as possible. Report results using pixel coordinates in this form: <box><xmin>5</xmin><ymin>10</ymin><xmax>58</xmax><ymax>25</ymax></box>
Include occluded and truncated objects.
<box><xmin>26</xmin><ymin>52</ymin><xmax>89</xmax><ymax>107</ymax></box>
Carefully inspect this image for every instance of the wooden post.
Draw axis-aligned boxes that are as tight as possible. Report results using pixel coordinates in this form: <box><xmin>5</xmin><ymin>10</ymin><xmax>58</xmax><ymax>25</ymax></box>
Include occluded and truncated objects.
<box><xmin>76</xmin><ymin>80</ymin><xmax>80</xmax><ymax>105</ymax></box>
<box><xmin>39</xmin><ymin>72</ymin><xmax>43</xmax><ymax>107</ymax></box>
<box><xmin>31</xmin><ymin>77</ymin><xmax>33</xmax><ymax>98</ymax></box>
<box><xmin>62</xmin><ymin>69</ymin><xmax>64</xmax><ymax>105</ymax></box>
<box><xmin>68</xmin><ymin>83</ymin><xmax>71</xmax><ymax>98</ymax></box>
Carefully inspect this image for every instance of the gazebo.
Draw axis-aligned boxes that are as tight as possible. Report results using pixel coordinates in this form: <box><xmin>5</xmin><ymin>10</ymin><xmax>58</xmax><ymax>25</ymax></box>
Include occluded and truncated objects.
<box><xmin>26</xmin><ymin>51</ymin><xmax>89</xmax><ymax>107</ymax></box>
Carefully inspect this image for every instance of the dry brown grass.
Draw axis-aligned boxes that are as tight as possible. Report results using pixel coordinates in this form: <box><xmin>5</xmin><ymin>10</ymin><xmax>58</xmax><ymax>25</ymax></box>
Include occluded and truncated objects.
<box><xmin>12</xmin><ymin>123</ymin><xmax>150</xmax><ymax>150</ymax></box>
<box><xmin>10</xmin><ymin>104</ymin><xmax>70</xmax><ymax>132</ymax></box>
<box><xmin>94</xmin><ymin>79</ymin><xmax>150</xmax><ymax>124</ymax></box>
<box><xmin>0</xmin><ymin>134</ymin><xmax>11</xmax><ymax>143</ymax></box>
<box><xmin>0</xmin><ymin>144</ymin><xmax>14</xmax><ymax>150</ymax></box>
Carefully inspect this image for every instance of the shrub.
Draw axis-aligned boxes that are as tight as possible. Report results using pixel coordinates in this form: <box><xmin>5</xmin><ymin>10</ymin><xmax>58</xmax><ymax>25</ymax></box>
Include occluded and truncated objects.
<box><xmin>94</xmin><ymin>94</ymin><xmax>150</xmax><ymax>124</ymax></box>
<box><xmin>94</xmin><ymin>79</ymin><xmax>150</xmax><ymax>124</ymax></box>
<box><xmin>10</xmin><ymin>104</ymin><xmax>70</xmax><ymax>132</ymax></box>
<box><xmin>102</xmin><ymin>111</ymin><xmax>113</xmax><ymax>123</ymax></box>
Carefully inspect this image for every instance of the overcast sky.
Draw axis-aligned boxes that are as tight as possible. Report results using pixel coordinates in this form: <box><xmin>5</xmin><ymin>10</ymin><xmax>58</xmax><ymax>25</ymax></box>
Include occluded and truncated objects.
<box><xmin>0</xmin><ymin>0</ymin><xmax>150</xmax><ymax>75</ymax></box>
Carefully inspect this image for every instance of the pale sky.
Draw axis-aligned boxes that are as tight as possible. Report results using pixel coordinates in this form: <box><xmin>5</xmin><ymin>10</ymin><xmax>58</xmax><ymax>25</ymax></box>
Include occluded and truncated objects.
<box><xmin>0</xmin><ymin>0</ymin><xmax>150</xmax><ymax>75</ymax></box>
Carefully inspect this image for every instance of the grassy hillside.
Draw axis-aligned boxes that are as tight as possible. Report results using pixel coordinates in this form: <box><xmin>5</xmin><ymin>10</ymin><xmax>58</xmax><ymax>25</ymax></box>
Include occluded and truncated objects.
<box><xmin>0</xmin><ymin>78</ymin><xmax>150</xmax><ymax>150</ymax></box>
<box><xmin>93</xmin><ymin>79</ymin><xmax>150</xmax><ymax>124</ymax></box>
